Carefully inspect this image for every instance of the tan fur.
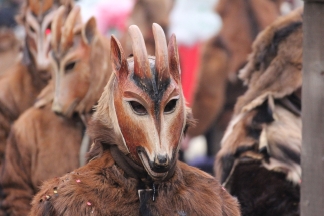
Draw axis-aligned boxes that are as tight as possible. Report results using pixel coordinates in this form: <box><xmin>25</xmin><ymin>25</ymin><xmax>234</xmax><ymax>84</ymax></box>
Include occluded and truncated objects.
<box><xmin>236</xmin><ymin>7</ymin><xmax>303</xmax><ymax>114</ymax></box>
<box><xmin>215</xmin><ymin>7</ymin><xmax>304</xmax><ymax>185</ymax></box>
<box><xmin>188</xmin><ymin>0</ymin><xmax>283</xmax><ymax>137</ymax></box>
<box><xmin>0</xmin><ymin>28</ymin><xmax>22</xmax><ymax>76</ymax></box>
<box><xmin>0</xmin><ymin>63</ymin><xmax>47</xmax><ymax>164</ymax></box>
<box><xmin>30</xmin><ymin>151</ymin><xmax>240</xmax><ymax>216</ymax></box>
<box><xmin>0</xmin><ymin>104</ymin><xmax>83</xmax><ymax>215</ymax></box>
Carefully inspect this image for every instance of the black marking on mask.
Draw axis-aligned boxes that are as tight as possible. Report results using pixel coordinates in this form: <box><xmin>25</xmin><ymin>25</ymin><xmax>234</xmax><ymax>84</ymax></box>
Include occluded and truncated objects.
<box><xmin>130</xmin><ymin>59</ymin><xmax>171</xmax><ymax>121</ymax></box>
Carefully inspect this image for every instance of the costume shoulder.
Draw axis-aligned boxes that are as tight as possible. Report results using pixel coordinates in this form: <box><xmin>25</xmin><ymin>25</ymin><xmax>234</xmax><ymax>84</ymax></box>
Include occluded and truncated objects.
<box><xmin>179</xmin><ymin>162</ymin><xmax>241</xmax><ymax>216</ymax></box>
<box><xmin>30</xmin><ymin>152</ymin><xmax>116</xmax><ymax>216</ymax></box>
<box><xmin>0</xmin><ymin>62</ymin><xmax>28</xmax><ymax>100</ymax></box>
<box><xmin>0</xmin><ymin>62</ymin><xmax>32</xmax><ymax>119</ymax></box>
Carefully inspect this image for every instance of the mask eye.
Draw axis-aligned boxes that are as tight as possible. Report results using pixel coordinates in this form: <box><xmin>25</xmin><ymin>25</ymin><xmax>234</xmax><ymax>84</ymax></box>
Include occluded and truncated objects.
<box><xmin>164</xmin><ymin>99</ymin><xmax>178</xmax><ymax>114</ymax></box>
<box><xmin>65</xmin><ymin>61</ymin><xmax>76</xmax><ymax>72</ymax></box>
<box><xmin>129</xmin><ymin>101</ymin><xmax>147</xmax><ymax>115</ymax></box>
<box><xmin>29</xmin><ymin>25</ymin><xmax>35</xmax><ymax>33</ymax></box>
<box><xmin>45</xmin><ymin>23</ymin><xmax>51</xmax><ymax>35</ymax></box>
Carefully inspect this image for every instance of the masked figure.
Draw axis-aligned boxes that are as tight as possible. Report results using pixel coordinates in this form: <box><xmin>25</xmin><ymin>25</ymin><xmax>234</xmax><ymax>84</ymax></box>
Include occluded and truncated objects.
<box><xmin>30</xmin><ymin>23</ymin><xmax>240</xmax><ymax>216</ymax></box>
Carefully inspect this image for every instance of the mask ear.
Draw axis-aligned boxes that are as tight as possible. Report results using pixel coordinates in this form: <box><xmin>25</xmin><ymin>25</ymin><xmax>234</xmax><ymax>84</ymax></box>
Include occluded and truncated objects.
<box><xmin>15</xmin><ymin>13</ymin><xmax>25</xmax><ymax>25</ymax></box>
<box><xmin>110</xmin><ymin>35</ymin><xmax>128</xmax><ymax>78</ymax></box>
<box><xmin>51</xmin><ymin>6</ymin><xmax>65</xmax><ymax>53</ymax></box>
<box><xmin>82</xmin><ymin>16</ymin><xmax>97</xmax><ymax>45</ymax></box>
<box><xmin>168</xmin><ymin>34</ymin><xmax>181</xmax><ymax>83</ymax></box>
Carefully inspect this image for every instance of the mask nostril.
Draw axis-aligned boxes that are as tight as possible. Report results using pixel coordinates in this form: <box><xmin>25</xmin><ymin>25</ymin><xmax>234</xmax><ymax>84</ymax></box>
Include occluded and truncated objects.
<box><xmin>154</xmin><ymin>154</ymin><xmax>169</xmax><ymax>167</ymax></box>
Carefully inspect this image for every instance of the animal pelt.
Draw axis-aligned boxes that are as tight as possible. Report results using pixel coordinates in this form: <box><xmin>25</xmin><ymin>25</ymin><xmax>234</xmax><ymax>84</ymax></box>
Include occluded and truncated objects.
<box><xmin>235</xmin><ymin>7</ymin><xmax>303</xmax><ymax>114</ymax></box>
<box><xmin>188</xmin><ymin>0</ymin><xmax>282</xmax><ymax>137</ymax></box>
<box><xmin>0</xmin><ymin>103</ymin><xmax>83</xmax><ymax>216</ymax></box>
<box><xmin>215</xmin><ymin>98</ymin><xmax>302</xmax><ymax>181</ymax></box>
<box><xmin>0</xmin><ymin>62</ymin><xmax>47</xmax><ymax>165</ymax></box>
<box><xmin>214</xmin><ymin>99</ymin><xmax>301</xmax><ymax>215</ymax></box>
<box><xmin>30</xmin><ymin>149</ymin><xmax>240</xmax><ymax>216</ymax></box>
<box><xmin>228</xmin><ymin>160</ymin><xmax>299</xmax><ymax>216</ymax></box>
<box><xmin>213</xmin><ymin>8</ymin><xmax>304</xmax><ymax>216</ymax></box>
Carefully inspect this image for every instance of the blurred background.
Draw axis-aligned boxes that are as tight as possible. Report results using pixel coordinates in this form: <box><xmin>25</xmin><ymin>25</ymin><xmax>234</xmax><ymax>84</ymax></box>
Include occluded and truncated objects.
<box><xmin>0</xmin><ymin>0</ymin><xmax>303</xmax><ymax>174</ymax></box>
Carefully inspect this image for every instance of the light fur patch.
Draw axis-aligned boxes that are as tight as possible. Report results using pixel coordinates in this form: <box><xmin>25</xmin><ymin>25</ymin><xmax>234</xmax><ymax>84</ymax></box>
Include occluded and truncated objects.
<box><xmin>221</xmin><ymin>112</ymin><xmax>246</xmax><ymax>147</ymax></box>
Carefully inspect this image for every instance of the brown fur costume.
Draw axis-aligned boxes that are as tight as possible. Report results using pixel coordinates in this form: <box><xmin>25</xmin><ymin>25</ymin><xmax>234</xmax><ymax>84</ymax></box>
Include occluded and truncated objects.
<box><xmin>188</xmin><ymin>0</ymin><xmax>283</xmax><ymax>140</ymax></box>
<box><xmin>0</xmin><ymin>28</ymin><xmax>21</xmax><ymax>76</ymax></box>
<box><xmin>0</xmin><ymin>6</ymin><xmax>112</xmax><ymax>215</ymax></box>
<box><xmin>30</xmin><ymin>150</ymin><xmax>240</xmax><ymax>216</ymax></box>
<box><xmin>0</xmin><ymin>103</ymin><xmax>83</xmax><ymax>216</ymax></box>
<box><xmin>0</xmin><ymin>0</ymin><xmax>73</xmax><ymax>166</ymax></box>
<box><xmin>214</xmin><ymin>8</ymin><xmax>303</xmax><ymax>216</ymax></box>
<box><xmin>0</xmin><ymin>63</ymin><xmax>46</xmax><ymax>163</ymax></box>
<box><xmin>30</xmin><ymin>24</ymin><xmax>240</xmax><ymax>216</ymax></box>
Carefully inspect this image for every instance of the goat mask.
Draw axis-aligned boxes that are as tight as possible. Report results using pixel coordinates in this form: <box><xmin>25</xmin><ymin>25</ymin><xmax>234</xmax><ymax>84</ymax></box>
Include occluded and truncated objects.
<box><xmin>20</xmin><ymin>0</ymin><xmax>73</xmax><ymax>80</ymax></box>
<box><xmin>109</xmin><ymin>24</ymin><xmax>186</xmax><ymax>181</ymax></box>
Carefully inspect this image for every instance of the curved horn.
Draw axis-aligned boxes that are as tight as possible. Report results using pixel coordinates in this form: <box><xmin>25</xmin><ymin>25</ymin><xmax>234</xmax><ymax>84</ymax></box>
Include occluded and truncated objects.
<box><xmin>61</xmin><ymin>5</ymin><xmax>80</xmax><ymax>51</ymax></box>
<box><xmin>51</xmin><ymin>5</ymin><xmax>65</xmax><ymax>53</ymax></box>
<box><xmin>168</xmin><ymin>34</ymin><xmax>181</xmax><ymax>83</ymax></box>
<box><xmin>128</xmin><ymin>25</ymin><xmax>151</xmax><ymax>78</ymax></box>
<box><xmin>152</xmin><ymin>23</ymin><xmax>169</xmax><ymax>81</ymax></box>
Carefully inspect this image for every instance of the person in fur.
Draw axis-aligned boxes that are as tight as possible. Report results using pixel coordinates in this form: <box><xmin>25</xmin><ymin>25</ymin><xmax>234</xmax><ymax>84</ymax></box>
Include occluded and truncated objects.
<box><xmin>187</xmin><ymin>0</ymin><xmax>284</xmax><ymax>156</ymax></box>
<box><xmin>215</xmin><ymin>8</ymin><xmax>303</xmax><ymax>216</ymax></box>
<box><xmin>0</xmin><ymin>5</ymin><xmax>112</xmax><ymax>215</ymax></box>
<box><xmin>30</xmin><ymin>24</ymin><xmax>241</xmax><ymax>216</ymax></box>
<box><xmin>0</xmin><ymin>0</ymin><xmax>73</xmax><ymax>166</ymax></box>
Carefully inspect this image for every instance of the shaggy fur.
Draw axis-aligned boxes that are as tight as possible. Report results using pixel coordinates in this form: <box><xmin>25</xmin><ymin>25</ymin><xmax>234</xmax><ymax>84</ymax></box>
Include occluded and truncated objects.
<box><xmin>0</xmin><ymin>63</ymin><xmax>46</xmax><ymax>164</ymax></box>
<box><xmin>235</xmin><ymin>8</ymin><xmax>303</xmax><ymax>114</ymax></box>
<box><xmin>229</xmin><ymin>161</ymin><xmax>299</xmax><ymax>216</ymax></box>
<box><xmin>31</xmin><ymin>150</ymin><xmax>240</xmax><ymax>216</ymax></box>
<box><xmin>188</xmin><ymin>0</ymin><xmax>283</xmax><ymax>137</ymax></box>
<box><xmin>215</xmin><ymin>100</ymin><xmax>301</xmax><ymax>216</ymax></box>
<box><xmin>216</xmin><ymin>100</ymin><xmax>302</xmax><ymax>182</ymax></box>
<box><xmin>214</xmin><ymin>8</ymin><xmax>303</xmax><ymax>216</ymax></box>
<box><xmin>0</xmin><ymin>103</ymin><xmax>83</xmax><ymax>216</ymax></box>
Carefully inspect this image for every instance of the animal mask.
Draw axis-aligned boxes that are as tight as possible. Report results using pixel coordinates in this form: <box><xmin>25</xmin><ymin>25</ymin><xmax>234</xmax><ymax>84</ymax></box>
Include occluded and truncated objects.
<box><xmin>19</xmin><ymin>0</ymin><xmax>73</xmax><ymax>80</ymax></box>
<box><xmin>105</xmin><ymin>24</ymin><xmax>187</xmax><ymax>181</ymax></box>
<box><xmin>51</xmin><ymin>6</ymin><xmax>111</xmax><ymax>117</ymax></box>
